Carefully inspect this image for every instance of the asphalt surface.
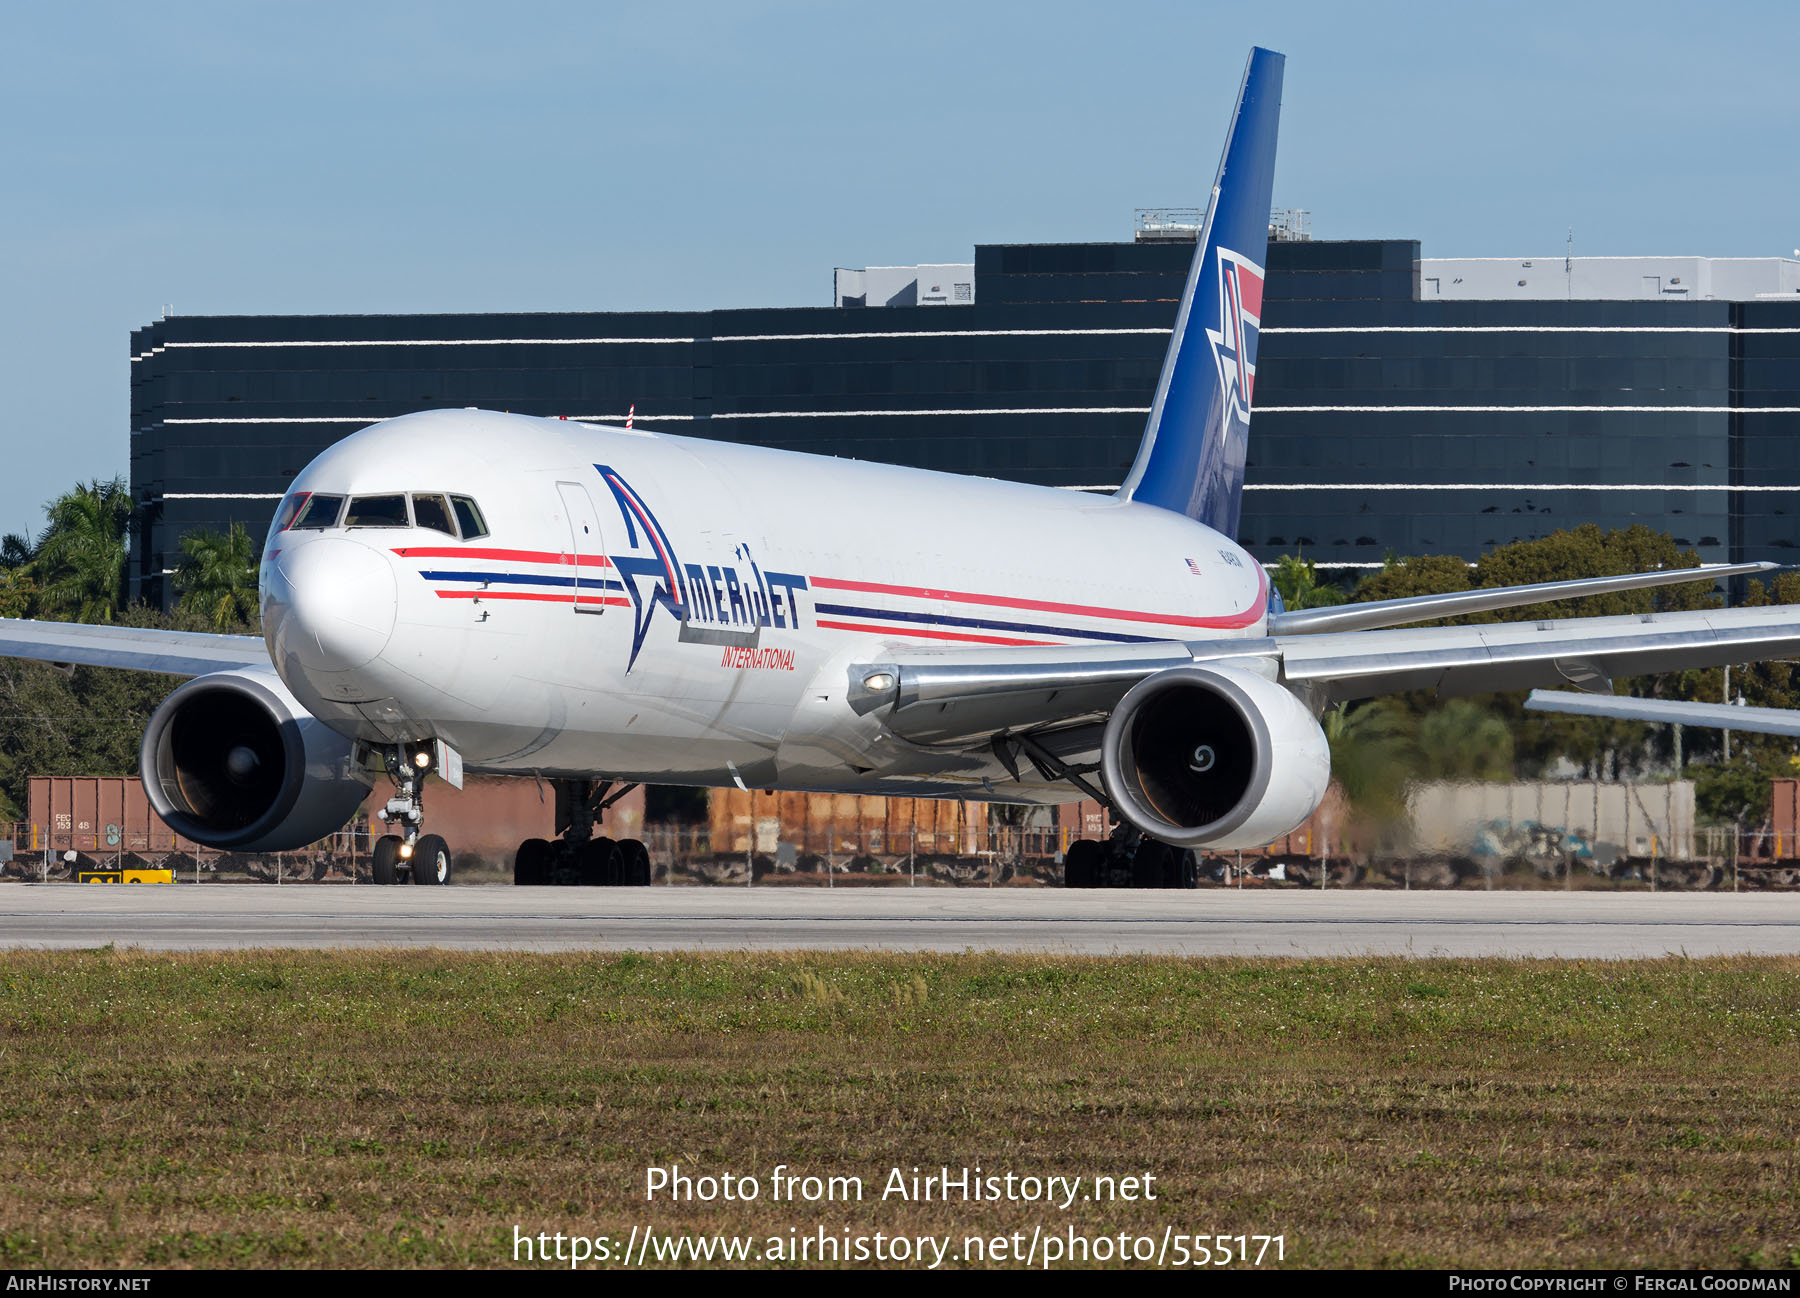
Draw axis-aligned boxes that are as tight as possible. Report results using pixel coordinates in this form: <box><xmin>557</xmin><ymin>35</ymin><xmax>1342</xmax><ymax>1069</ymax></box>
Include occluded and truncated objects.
<box><xmin>1</xmin><ymin>884</ymin><xmax>1798</xmax><ymax>956</ymax></box>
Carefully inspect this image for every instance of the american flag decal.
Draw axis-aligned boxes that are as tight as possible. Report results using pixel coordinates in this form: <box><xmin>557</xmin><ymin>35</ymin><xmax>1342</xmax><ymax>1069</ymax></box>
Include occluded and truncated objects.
<box><xmin>1186</xmin><ymin>557</ymin><xmax>1203</xmax><ymax>576</ymax></box>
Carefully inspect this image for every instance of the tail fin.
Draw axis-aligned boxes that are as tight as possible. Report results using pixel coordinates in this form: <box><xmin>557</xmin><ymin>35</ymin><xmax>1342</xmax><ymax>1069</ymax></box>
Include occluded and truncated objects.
<box><xmin>1116</xmin><ymin>47</ymin><xmax>1283</xmax><ymax>535</ymax></box>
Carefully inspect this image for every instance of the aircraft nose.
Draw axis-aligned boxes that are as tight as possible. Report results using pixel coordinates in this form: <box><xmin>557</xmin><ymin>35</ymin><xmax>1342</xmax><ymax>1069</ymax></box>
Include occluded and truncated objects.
<box><xmin>265</xmin><ymin>537</ymin><xmax>398</xmax><ymax>673</ymax></box>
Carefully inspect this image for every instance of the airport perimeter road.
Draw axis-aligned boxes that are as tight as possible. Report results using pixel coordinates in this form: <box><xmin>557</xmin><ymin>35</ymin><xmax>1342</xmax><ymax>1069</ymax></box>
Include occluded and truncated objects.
<box><xmin>2</xmin><ymin>885</ymin><xmax>1800</xmax><ymax>956</ymax></box>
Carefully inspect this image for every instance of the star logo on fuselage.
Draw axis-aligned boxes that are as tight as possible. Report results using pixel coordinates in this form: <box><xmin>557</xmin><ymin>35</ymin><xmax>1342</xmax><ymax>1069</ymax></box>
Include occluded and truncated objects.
<box><xmin>593</xmin><ymin>464</ymin><xmax>685</xmax><ymax>671</ymax></box>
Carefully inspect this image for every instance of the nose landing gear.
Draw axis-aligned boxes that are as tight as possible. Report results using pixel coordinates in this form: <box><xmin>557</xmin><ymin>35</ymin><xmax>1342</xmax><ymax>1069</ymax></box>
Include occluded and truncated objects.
<box><xmin>368</xmin><ymin>741</ymin><xmax>457</xmax><ymax>885</ymax></box>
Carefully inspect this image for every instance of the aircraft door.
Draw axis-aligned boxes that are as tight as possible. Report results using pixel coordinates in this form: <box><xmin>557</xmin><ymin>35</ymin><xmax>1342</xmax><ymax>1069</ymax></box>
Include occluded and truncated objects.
<box><xmin>557</xmin><ymin>481</ymin><xmax>607</xmax><ymax>615</ymax></box>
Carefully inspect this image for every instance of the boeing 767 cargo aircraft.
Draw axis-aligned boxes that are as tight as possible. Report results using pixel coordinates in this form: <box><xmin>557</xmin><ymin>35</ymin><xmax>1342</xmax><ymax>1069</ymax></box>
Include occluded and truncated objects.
<box><xmin>2</xmin><ymin>48</ymin><xmax>1792</xmax><ymax>888</ymax></box>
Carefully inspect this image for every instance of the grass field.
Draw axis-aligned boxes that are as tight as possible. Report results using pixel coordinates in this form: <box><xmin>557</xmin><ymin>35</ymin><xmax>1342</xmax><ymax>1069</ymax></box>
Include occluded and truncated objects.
<box><xmin>0</xmin><ymin>950</ymin><xmax>1797</xmax><ymax>1269</ymax></box>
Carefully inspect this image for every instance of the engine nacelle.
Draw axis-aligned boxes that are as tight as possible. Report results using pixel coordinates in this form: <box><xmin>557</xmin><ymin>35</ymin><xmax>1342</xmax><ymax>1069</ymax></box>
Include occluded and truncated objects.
<box><xmin>1100</xmin><ymin>663</ymin><xmax>1330</xmax><ymax>850</ymax></box>
<box><xmin>140</xmin><ymin>669</ymin><xmax>373</xmax><ymax>852</ymax></box>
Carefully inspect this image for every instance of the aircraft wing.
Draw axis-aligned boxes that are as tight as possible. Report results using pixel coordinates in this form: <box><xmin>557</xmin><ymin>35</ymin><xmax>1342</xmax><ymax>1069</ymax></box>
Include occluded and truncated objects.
<box><xmin>850</xmin><ymin>603</ymin><xmax>1800</xmax><ymax>745</ymax></box>
<box><xmin>0</xmin><ymin>617</ymin><xmax>268</xmax><ymax>678</ymax></box>
<box><xmin>1266</xmin><ymin>561</ymin><xmax>1774</xmax><ymax>635</ymax></box>
<box><xmin>1524</xmin><ymin>690</ymin><xmax>1800</xmax><ymax>737</ymax></box>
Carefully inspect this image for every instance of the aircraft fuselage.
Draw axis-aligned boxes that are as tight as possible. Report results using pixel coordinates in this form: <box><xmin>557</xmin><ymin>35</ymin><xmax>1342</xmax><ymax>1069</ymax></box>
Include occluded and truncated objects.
<box><xmin>259</xmin><ymin>409</ymin><xmax>1270</xmax><ymax>801</ymax></box>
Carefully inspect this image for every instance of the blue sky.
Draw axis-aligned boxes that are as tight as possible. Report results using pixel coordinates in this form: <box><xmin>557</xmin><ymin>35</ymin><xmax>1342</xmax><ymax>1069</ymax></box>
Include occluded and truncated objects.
<box><xmin>2</xmin><ymin>0</ymin><xmax>1795</xmax><ymax>541</ymax></box>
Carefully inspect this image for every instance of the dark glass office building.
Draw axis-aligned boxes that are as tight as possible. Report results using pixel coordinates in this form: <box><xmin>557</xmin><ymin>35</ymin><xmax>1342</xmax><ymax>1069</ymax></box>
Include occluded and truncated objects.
<box><xmin>129</xmin><ymin>237</ymin><xmax>1800</xmax><ymax>607</ymax></box>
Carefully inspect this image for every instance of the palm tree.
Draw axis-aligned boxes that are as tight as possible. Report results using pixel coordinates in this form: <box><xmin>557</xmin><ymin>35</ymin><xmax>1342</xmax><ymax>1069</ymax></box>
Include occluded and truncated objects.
<box><xmin>32</xmin><ymin>479</ymin><xmax>131</xmax><ymax>623</ymax></box>
<box><xmin>1321</xmin><ymin>700</ymin><xmax>1418</xmax><ymax>825</ymax></box>
<box><xmin>0</xmin><ymin>532</ymin><xmax>35</xmax><ymax>619</ymax></box>
<box><xmin>174</xmin><ymin>523</ymin><xmax>261</xmax><ymax>632</ymax></box>
<box><xmin>1271</xmin><ymin>553</ymin><xmax>1345</xmax><ymax>610</ymax></box>
<box><xmin>0</xmin><ymin>569</ymin><xmax>35</xmax><ymax>619</ymax></box>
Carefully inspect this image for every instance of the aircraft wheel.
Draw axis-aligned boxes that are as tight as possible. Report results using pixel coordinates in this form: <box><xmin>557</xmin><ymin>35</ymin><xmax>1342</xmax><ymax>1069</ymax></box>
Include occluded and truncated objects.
<box><xmin>548</xmin><ymin>841</ymin><xmax>580</xmax><ymax>886</ymax></box>
<box><xmin>372</xmin><ymin>834</ymin><xmax>402</xmax><ymax>886</ymax></box>
<box><xmin>577</xmin><ymin>836</ymin><xmax>617</xmax><ymax>886</ymax></box>
<box><xmin>1133</xmin><ymin>840</ymin><xmax>1173</xmax><ymax>889</ymax></box>
<box><xmin>1063</xmin><ymin>839</ymin><xmax>1103</xmax><ymax>889</ymax></box>
<box><xmin>410</xmin><ymin>833</ymin><xmax>452</xmax><ymax>885</ymax></box>
<box><xmin>617</xmin><ymin>838</ymin><xmax>652</xmax><ymax>886</ymax></box>
<box><xmin>514</xmin><ymin>837</ymin><xmax>553</xmax><ymax>886</ymax></box>
<box><xmin>1178</xmin><ymin>850</ymin><xmax>1201</xmax><ymax>890</ymax></box>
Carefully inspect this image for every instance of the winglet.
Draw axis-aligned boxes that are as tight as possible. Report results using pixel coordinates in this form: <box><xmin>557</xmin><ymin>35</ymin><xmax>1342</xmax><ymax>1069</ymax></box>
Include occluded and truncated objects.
<box><xmin>1116</xmin><ymin>47</ymin><xmax>1284</xmax><ymax>536</ymax></box>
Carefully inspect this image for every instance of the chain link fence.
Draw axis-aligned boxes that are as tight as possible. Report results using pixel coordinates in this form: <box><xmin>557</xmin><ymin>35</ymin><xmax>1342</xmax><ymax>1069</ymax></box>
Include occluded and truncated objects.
<box><xmin>7</xmin><ymin>816</ymin><xmax>1800</xmax><ymax>889</ymax></box>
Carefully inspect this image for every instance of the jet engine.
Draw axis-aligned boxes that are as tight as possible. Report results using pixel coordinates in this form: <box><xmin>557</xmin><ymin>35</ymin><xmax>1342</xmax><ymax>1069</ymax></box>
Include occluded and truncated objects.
<box><xmin>1099</xmin><ymin>663</ymin><xmax>1330</xmax><ymax>849</ymax></box>
<box><xmin>139</xmin><ymin>669</ymin><xmax>373</xmax><ymax>852</ymax></box>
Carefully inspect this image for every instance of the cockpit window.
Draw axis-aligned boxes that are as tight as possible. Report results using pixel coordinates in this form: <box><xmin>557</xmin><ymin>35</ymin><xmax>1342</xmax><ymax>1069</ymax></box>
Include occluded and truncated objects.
<box><xmin>344</xmin><ymin>494</ymin><xmax>410</xmax><ymax>528</ymax></box>
<box><xmin>292</xmin><ymin>493</ymin><xmax>345</xmax><ymax>530</ymax></box>
<box><xmin>272</xmin><ymin>492</ymin><xmax>310</xmax><ymax>533</ymax></box>
<box><xmin>411</xmin><ymin>493</ymin><xmax>456</xmax><ymax>536</ymax></box>
<box><xmin>450</xmin><ymin>495</ymin><xmax>489</xmax><ymax>540</ymax></box>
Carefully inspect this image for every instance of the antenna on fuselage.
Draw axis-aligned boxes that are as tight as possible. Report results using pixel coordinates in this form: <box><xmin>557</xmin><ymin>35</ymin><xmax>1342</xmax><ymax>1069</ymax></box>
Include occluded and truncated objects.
<box><xmin>626</xmin><ymin>404</ymin><xmax>635</xmax><ymax>430</ymax></box>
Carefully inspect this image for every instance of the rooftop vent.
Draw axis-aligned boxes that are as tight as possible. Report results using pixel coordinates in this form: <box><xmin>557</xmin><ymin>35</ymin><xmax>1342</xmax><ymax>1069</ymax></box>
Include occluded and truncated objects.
<box><xmin>1134</xmin><ymin>206</ymin><xmax>1313</xmax><ymax>243</ymax></box>
<box><xmin>1134</xmin><ymin>208</ymin><xmax>1202</xmax><ymax>242</ymax></box>
<box><xmin>1269</xmin><ymin>208</ymin><xmax>1312</xmax><ymax>242</ymax></box>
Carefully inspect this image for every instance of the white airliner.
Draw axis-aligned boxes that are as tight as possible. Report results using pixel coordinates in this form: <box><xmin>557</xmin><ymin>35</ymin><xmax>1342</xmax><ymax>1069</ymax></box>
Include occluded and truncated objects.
<box><xmin>4</xmin><ymin>47</ymin><xmax>1797</xmax><ymax>888</ymax></box>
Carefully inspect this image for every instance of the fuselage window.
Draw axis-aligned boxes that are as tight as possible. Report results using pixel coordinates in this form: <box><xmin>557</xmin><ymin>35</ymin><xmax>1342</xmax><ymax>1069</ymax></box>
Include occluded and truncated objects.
<box><xmin>412</xmin><ymin>493</ymin><xmax>457</xmax><ymax>536</ymax></box>
<box><xmin>344</xmin><ymin>494</ymin><xmax>410</xmax><ymax>528</ymax></box>
<box><xmin>292</xmin><ymin>494</ymin><xmax>345</xmax><ymax>530</ymax></box>
<box><xmin>450</xmin><ymin>495</ymin><xmax>489</xmax><ymax>540</ymax></box>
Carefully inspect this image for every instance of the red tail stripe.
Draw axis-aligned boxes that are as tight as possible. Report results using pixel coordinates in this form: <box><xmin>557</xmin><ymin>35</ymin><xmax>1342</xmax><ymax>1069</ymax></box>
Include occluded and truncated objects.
<box><xmin>1237</xmin><ymin>265</ymin><xmax>1264</xmax><ymax>321</ymax></box>
<box><xmin>815</xmin><ymin>618</ymin><xmax>1053</xmax><ymax>647</ymax></box>
<box><xmin>810</xmin><ymin>575</ymin><xmax>1265</xmax><ymax>630</ymax></box>
<box><xmin>395</xmin><ymin>546</ymin><xmax>612</xmax><ymax>568</ymax></box>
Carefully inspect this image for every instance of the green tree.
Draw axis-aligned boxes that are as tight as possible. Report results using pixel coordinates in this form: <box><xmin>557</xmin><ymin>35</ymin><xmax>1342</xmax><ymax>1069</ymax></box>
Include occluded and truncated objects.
<box><xmin>1270</xmin><ymin>553</ymin><xmax>1345</xmax><ymax>610</ymax></box>
<box><xmin>0</xmin><ymin>606</ymin><xmax>190</xmax><ymax>816</ymax></box>
<box><xmin>0</xmin><ymin>530</ymin><xmax>37</xmax><ymax>619</ymax></box>
<box><xmin>0</xmin><ymin>750</ymin><xmax>19</xmax><ymax>823</ymax></box>
<box><xmin>1349</xmin><ymin>552</ymin><xmax>1471</xmax><ymax>612</ymax></box>
<box><xmin>1726</xmin><ymin>573</ymin><xmax>1800</xmax><ymax>713</ymax></box>
<box><xmin>1694</xmin><ymin>749</ymin><xmax>1800</xmax><ymax>827</ymax></box>
<box><xmin>32</xmin><ymin>478</ymin><xmax>132</xmax><ymax>624</ymax></box>
<box><xmin>1345</xmin><ymin>526</ymin><xmax>1752</xmax><ymax>777</ymax></box>
<box><xmin>1417</xmin><ymin>699</ymin><xmax>1514</xmax><ymax>782</ymax></box>
<box><xmin>1350</xmin><ymin>526</ymin><xmax>1719</xmax><ymax>625</ymax></box>
<box><xmin>173</xmin><ymin>522</ymin><xmax>261</xmax><ymax>632</ymax></box>
<box><xmin>1322</xmin><ymin>700</ymin><xmax>1419</xmax><ymax>826</ymax></box>
<box><xmin>0</xmin><ymin>570</ymin><xmax>34</xmax><ymax>619</ymax></box>
<box><xmin>1473</xmin><ymin>524</ymin><xmax>1713</xmax><ymax>623</ymax></box>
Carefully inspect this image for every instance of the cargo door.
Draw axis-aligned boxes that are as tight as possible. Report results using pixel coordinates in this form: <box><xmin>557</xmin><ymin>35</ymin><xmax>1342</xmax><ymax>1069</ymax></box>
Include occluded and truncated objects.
<box><xmin>557</xmin><ymin>481</ymin><xmax>608</xmax><ymax>615</ymax></box>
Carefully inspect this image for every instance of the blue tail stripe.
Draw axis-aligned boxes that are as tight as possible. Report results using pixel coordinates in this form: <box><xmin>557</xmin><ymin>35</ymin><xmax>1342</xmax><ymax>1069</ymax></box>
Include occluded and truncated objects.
<box><xmin>1116</xmin><ymin>47</ymin><xmax>1283</xmax><ymax>537</ymax></box>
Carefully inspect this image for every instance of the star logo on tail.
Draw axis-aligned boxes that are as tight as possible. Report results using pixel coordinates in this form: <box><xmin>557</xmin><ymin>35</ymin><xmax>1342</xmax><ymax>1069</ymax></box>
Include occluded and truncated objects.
<box><xmin>1205</xmin><ymin>248</ymin><xmax>1264</xmax><ymax>429</ymax></box>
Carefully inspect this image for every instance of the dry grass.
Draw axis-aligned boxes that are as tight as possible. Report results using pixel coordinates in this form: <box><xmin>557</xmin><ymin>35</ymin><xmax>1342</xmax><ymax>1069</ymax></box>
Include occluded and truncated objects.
<box><xmin>0</xmin><ymin>950</ymin><xmax>1797</xmax><ymax>1268</ymax></box>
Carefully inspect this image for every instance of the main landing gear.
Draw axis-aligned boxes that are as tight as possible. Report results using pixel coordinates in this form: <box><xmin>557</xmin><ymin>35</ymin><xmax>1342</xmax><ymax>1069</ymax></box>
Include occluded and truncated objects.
<box><xmin>369</xmin><ymin>741</ymin><xmax>455</xmax><ymax>886</ymax></box>
<box><xmin>1062</xmin><ymin>827</ymin><xmax>1200</xmax><ymax>890</ymax></box>
<box><xmin>988</xmin><ymin>729</ymin><xmax>1197</xmax><ymax>891</ymax></box>
<box><xmin>512</xmin><ymin>778</ymin><xmax>652</xmax><ymax>887</ymax></box>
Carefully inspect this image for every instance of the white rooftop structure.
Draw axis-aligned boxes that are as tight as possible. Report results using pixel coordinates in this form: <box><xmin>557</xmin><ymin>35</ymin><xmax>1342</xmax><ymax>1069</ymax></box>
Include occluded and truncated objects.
<box><xmin>834</xmin><ymin>264</ymin><xmax>974</xmax><ymax>308</ymax></box>
<box><xmin>1420</xmin><ymin>255</ymin><xmax>1800</xmax><ymax>301</ymax></box>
